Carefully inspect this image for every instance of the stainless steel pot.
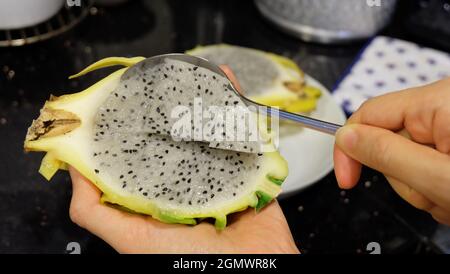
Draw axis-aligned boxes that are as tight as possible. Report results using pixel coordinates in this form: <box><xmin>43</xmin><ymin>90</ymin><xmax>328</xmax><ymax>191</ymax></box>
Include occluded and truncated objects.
<box><xmin>255</xmin><ymin>0</ymin><xmax>397</xmax><ymax>43</ymax></box>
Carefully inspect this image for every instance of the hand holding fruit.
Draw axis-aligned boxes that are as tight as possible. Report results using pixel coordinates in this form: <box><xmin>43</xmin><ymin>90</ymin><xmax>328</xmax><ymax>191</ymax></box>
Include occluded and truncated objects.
<box><xmin>67</xmin><ymin>66</ymin><xmax>298</xmax><ymax>254</ymax></box>
<box><xmin>68</xmin><ymin>166</ymin><xmax>298</xmax><ymax>253</ymax></box>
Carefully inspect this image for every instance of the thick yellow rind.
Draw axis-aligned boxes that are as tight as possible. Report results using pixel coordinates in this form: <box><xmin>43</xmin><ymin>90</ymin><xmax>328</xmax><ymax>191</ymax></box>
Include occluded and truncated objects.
<box><xmin>266</xmin><ymin>53</ymin><xmax>304</xmax><ymax>78</ymax></box>
<box><xmin>59</xmin><ymin>162</ymin><xmax>69</xmax><ymax>171</ymax></box>
<box><xmin>39</xmin><ymin>152</ymin><xmax>62</xmax><ymax>180</ymax></box>
<box><xmin>69</xmin><ymin>56</ymin><xmax>145</xmax><ymax>79</ymax></box>
<box><xmin>304</xmin><ymin>85</ymin><xmax>322</xmax><ymax>98</ymax></box>
<box><xmin>24</xmin><ymin>56</ymin><xmax>289</xmax><ymax>229</ymax></box>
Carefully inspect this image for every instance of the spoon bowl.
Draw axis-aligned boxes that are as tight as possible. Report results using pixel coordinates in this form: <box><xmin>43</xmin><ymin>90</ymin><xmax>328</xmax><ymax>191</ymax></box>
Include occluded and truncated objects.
<box><xmin>125</xmin><ymin>53</ymin><xmax>342</xmax><ymax>135</ymax></box>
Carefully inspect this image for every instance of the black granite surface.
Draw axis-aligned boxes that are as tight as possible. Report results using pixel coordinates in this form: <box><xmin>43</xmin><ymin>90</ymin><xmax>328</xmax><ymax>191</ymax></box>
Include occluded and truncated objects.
<box><xmin>0</xmin><ymin>0</ymin><xmax>448</xmax><ymax>254</ymax></box>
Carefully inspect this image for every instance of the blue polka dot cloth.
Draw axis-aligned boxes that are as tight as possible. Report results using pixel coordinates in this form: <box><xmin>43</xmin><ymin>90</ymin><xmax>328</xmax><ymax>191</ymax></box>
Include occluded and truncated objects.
<box><xmin>333</xmin><ymin>36</ymin><xmax>450</xmax><ymax>114</ymax></box>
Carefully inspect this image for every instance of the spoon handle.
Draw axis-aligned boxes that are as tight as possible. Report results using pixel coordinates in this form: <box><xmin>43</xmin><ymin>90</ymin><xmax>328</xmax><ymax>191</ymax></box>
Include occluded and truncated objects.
<box><xmin>265</xmin><ymin>107</ymin><xmax>342</xmax><ymax>135</ymax></box>
<box><xmin>155</xmin><ymin>54</ymin><xmax>343</xmax><ymax>135</ymax></box>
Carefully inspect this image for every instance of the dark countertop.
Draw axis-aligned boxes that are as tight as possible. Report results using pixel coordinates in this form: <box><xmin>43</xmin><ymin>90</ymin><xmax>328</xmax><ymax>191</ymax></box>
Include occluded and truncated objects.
<box><xmin>0</xmin><ymin>0</ymin><xmax>448</xmax><ymax>254</ymax></box>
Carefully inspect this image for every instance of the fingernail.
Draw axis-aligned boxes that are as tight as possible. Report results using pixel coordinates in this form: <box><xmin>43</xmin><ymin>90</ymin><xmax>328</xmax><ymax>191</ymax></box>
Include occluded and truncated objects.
<box><xmin>336</xmin><ymin>125</ymin><xmax>358</xmax><ymax>151</ymax></box>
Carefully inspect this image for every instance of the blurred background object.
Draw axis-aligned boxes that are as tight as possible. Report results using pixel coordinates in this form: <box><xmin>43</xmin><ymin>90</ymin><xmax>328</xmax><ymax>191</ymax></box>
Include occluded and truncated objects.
<box><xmin>255</xmin><ymin>0</ymin><xmax>398</xmax><ymax>43</ymax></box>
<box><xmin>0</xmin><ymin>0</ymin><xmax>65</xmax><ymax>30</ymax></box>
<box><xmin>0</xmin><ymin>0</ymin><xmax>92</xmax><ymax>47</ymax></box>
<box><xmin>400</xmin><ymin>0</ymin><xmax>450</xmax><ymax>49</ymax></box>
<box><xmin>333</xmin><ymin>36</ymin><xmax>450</xmax><ymax>114</ymax></box>
<box><xmin>94</xmin><ymin>0</ymin><xmax>130</xmax><ymax>7</ymax></box>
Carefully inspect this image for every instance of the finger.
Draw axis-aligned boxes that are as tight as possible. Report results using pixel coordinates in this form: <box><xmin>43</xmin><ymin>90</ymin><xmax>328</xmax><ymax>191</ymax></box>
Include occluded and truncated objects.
<box><xmin>333</xmin><ymin>144</ymin><xmax>362</xmax><ymax>189</ymax></box>
<box><xmin>349</xmin><ymin>88</ymin><xmax>416</xmax><ymax>129</ymax></box>
<box><xmin>349</xmin><ymin>79</ymin><xmax>450</xmax><ymax>146</ymax></box>
<box><xmin>385</xmin><ymin>176</ymin><xmax>435</xmax><ymax>211</ymax></box>
<box><xmin>333</xmin><ymin>129</ymin><xmax>408</xmax><ymax>190</ymax></box>
<box><xmin>68</xmin><ymin>167</ymin><xmax>154</xmax><ymax>248</ymax></box>
<box><xmin>69</xmin><ymin>166</ymin><xmax>101</xmax><ymax>202</ymax></box>
<box><xmin>335</xmin><ymin>124</ymin><xmax>450</xmax><ymax>209</ymax></box>
<box><xmin>433</xmin><ymin>106</ymin><xmax>450</xmax><ymax>154</ymax></box>
<box><xmin>219</xmin><ymin>65</ymin><xmax>243</xmax><ymax>93</ymax></box>
<box><xmin>429</xmin><ymin>206</ymin><xmax>450</xmax><ymax>226</ymax></box>
<box><xmin>69</xmin><ymin>166</ymin><xmax>132</xmax><ymax>232</ymax></box>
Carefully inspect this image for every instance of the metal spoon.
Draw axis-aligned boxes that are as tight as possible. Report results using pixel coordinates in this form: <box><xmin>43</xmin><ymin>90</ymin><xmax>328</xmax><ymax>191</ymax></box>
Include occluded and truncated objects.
<box><xmin>125</xmin><ymin>53</ymin><xmax>342</xmax><ymax>135</ymax></box>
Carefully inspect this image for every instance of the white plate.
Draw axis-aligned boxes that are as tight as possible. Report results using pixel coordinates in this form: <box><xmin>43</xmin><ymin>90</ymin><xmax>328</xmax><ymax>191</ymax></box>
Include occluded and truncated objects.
<box><xmin>278</xmin><ymin>75</ymin><xmax>347</xmax><ymax>197</ymax></box>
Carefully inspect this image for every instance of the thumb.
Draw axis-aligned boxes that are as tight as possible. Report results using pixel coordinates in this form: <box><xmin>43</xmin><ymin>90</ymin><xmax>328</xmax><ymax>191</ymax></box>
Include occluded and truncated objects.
<box><xmin>220</xmin><ymin>65</ymin><xmax>243</xmax><ymax>93</ymax></box>
<box><xmin>335</xmin><ymin>124</ymin><xmax>449</xmax><ymax>205</ymax></box>
<box><xmin>68</xmin><ymin>167</ymin><xmax>152</xmax><ymax>251</ymax></box>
